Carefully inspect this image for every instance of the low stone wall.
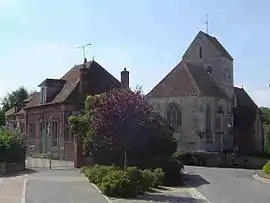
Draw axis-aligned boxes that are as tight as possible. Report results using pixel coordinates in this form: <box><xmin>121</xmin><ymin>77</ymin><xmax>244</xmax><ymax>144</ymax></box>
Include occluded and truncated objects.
<box><xmin>0</xmin><ymin>161</ymin><xmax>25</xmax><ymax>175</ymax></box>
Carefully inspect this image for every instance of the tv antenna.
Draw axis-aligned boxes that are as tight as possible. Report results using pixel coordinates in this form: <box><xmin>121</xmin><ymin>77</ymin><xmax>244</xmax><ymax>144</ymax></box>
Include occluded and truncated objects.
<box><xmin>76</xmin><ymin>43</ymin><xmax>91</xmax><ymax>61</ymax></box>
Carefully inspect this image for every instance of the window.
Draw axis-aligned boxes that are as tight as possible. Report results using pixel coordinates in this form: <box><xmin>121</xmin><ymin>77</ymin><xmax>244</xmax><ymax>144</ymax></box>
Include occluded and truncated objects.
<box><xmin>167</xmin><ymin>103</ymin><xmax>181</xmax><ymax>129</ymax></box>
<box><xmin>205</xmin><ymin>104</ymin><xmax>212</xmax><ymax>141</ymax></box>
<box><xmin>29</xmin><ymin>123</ymin><xmax>36</xmax><ymax>146</ymax></box>
<box><xmin>215</xmin><ymin>105</ymin><xmax>223</xmax><ymax>132</ymax></box>
<box><xmin>199</xmin><ymin>46</ymin><xmax>203</xmax><ymax>58</ymax></box>
<box><xmin>51</xmin><ymin>121</ymin><xmax>58</xmax><ymax>147</ymax></box>
<box><xmin>40</xmin><ymin>86</ymin><xmax>46</xmax><ymax>104</ymax></box>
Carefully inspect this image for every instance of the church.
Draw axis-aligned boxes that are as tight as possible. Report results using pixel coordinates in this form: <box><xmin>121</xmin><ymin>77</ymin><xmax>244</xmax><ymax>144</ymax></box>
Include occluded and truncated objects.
<box><xmin>147</xmin><ymin>31</ymin><xmax>264</xmax><ymax>154</ymax></box>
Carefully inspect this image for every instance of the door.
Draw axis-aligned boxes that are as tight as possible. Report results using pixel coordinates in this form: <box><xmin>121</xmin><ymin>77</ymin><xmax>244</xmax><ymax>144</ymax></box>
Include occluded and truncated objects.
<box><xmin>39</xmin><ymin>121</ymin><xmax>47</xmax><ymax>154</ymax></box>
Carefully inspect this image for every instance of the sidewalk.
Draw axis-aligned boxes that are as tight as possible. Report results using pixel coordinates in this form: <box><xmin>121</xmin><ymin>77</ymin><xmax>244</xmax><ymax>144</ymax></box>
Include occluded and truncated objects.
<box><xmin>25</xmin><ymin>168</ymin><xmax>108</xmax><ymax>203</ymax></box>
<box><xmin>0</xmin><ymin>174</ymin><xmax>26</xmax><ymax>203</ymax></box>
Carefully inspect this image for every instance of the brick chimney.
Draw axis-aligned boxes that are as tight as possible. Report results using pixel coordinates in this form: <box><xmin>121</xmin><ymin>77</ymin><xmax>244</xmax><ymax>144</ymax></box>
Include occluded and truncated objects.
<box><xmin>121</xmin><ymin>68</ymin><xmax>129</xmax><ymax>89</ymax></box>
<box><xmin>79</xmin><ymin>65</ymin><xmax>89</xmax><ymax>100</ymax></box>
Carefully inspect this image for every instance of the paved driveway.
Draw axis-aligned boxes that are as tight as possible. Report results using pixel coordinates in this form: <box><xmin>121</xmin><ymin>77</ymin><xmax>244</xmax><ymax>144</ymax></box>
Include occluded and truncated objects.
<box><xmin>25</xmin><ymin>168</ymin><xmax>108</xmax><ymax>203</ymax></box>
<box><xmin>184</xmin><ymin>166</ymin><xmax>270</xmax><ymax>203</ymax></box>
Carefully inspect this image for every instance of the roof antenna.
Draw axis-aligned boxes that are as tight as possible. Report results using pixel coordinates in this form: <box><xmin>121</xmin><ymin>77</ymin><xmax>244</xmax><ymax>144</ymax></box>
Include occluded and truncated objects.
<box><xmin>204</xmin><ymin>14</ymin><xmax>209</xmax><ymax>34</ymax></box>
<box><xmin>76</xmin><ymin>43</ymin><xmax>91</xmax><ymax>63</ymax></box>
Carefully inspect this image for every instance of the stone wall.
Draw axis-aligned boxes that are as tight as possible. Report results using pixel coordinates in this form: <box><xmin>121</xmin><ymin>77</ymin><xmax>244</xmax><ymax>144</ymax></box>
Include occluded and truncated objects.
<box><xmin>149</xmin><ymin>96</ymin><xmax>232</xmax><ymax>152</ymax></box>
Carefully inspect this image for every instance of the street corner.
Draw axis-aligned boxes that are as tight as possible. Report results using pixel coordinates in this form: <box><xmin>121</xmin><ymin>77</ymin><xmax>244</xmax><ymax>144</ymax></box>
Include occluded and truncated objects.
<box><xmin>253</xmin><ymin>173</ymin><xmax>270</xmax><ymax>184</ymax></box>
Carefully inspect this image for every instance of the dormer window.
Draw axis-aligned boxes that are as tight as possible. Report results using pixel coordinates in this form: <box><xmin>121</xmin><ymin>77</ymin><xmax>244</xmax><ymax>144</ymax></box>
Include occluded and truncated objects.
<box><xmin>199</xmin><ymin>46</ymin><xmax>203</xmax><ymax>58</ymax></box>
<box><xmin>40</xmin><ymin>86</ymin><xmax>46</xmax><ymax>105</ymax></box>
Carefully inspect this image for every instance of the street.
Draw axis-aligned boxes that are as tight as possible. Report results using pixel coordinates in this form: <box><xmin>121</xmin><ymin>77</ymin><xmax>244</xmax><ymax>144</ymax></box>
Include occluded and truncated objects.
<box><xmin>184</xmin><ymin>166</ymin><xmax>270</xmax><ymax>203</ymax></box>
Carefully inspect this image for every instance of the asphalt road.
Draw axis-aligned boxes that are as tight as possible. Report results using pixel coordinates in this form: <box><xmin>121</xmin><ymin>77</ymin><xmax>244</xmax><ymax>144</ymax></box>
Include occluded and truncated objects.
<box><xmin>25</xmin><ymin>168</ymin><xmax>108</xmax><ymax>203</ymax></box>
<box><xmin>184</xmin><ymin>166</ymin><xmax>270</xmax><ymax>203</ymax></box>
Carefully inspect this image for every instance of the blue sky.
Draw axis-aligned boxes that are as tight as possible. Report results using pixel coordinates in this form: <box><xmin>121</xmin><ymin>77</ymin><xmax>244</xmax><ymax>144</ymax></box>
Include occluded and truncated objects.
<box><xmin>1</xmin><ymin>0</ymin><xmax>270</xmax><ymax>106</ymax></box>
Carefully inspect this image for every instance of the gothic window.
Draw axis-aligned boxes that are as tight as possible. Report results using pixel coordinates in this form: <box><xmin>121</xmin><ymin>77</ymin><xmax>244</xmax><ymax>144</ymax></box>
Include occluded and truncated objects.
<box><xmin>205</xmin><ymin>104</ymin><xmax>212</xmax><ymax>141</ymax></box>
<box><xmin>215</xmin><ymin>105</ymin><xmax>223</xmax><ymax>131</ymax></box>
<box><xmin>199</xmin><ymin>46</ymin><xmax>203</xmax><ymax>58</ymax></box>
<box><xmin>167</xmin><ymin>103</ymin><xmax>181</xmax><ymax>128</ymax></box>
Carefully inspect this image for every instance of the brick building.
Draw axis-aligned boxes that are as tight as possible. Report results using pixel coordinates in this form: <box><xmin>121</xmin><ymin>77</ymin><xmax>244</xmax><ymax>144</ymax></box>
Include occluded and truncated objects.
<box><xmin>5</xmin><ymin>59</ymin><xmax>129</xmax><ymax>161</ymax></box>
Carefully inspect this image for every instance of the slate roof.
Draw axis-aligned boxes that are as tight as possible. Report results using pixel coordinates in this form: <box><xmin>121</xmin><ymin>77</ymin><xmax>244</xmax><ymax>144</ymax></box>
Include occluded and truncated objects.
<box><xmin>24</xmin><ymin>60</ymin><xmax>121</xmax><ymax>108</ymax></box>
<box><xmin>147</xmin><ymin>60</ymin><xmax>228</xmax><ymax>100</ymax></box>
<box><xmin>234</xmin><ymin>87</ymin><xmax>257</xmax><ymax>110</ymax></box>
<box><xmin>201</xmin><ymin>31</ymin><xmax>233</xmax><ymax>61</ymax></box>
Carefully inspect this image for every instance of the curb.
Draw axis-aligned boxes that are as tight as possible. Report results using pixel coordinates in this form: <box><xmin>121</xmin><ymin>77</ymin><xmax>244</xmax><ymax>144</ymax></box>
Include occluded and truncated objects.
<box><xmin>183</xmin><ymin>180</ymin><xmax>211</xmax><ymax>203</ymax></box>
<box><xmin>253</xmin><ymin>173</ymin><xmax>270</xmax><ymax>184</ymax></box>
<box><xmin>80</xmin><ymin>173</ymin><xmax>112</xmax><ymax>203</ymax></box>
<box><xmin>182</xmin><ymin>171</ymin><xmax>211</xmax><ymax>203</ymax></box>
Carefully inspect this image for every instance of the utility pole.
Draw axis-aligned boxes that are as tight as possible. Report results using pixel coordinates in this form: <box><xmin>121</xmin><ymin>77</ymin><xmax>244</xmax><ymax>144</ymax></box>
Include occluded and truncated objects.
<box><xmin>76</xmin><ymin>43</ymin><xmax>91</xmax><ymax>61</ymax></box>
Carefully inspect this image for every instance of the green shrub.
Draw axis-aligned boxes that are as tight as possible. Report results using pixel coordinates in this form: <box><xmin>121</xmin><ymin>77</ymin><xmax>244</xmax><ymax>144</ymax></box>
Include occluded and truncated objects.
<box><xmin>263</xmin><ymin>161</ymin><xmax>270</xmax><ymax>174</ymax></box>
<box><xmin>82</xmin><ymin>165</ymin><xmax>120</xmax><ymax>184</ymax></box>
<box><xmin>152</xmin><ymin>157</ymin><xmax>184</xmax><ymax>186</ymax></box>
<box><xmin>0</xmin><ymin>128</ymin><xmax>26</xmax><ymax>163</ymax></box>
<box><xmin>126</xmin><ymin>166</ymin><xmax>146</xmax><ymax>193</ymax></box>
<box><xmin>141</xmin><ymin>168</ymin><xmax>154</xmax><ymax>190</ymax></box>
<box><xmin>152</xmin><ymin>168</ymin><xmax>165</xmax><ymax>187</ymax></box>
<box><xmin>99</xmin><ymin>170</ymin><xmax>138</xmax><ymax>197</ymax></box>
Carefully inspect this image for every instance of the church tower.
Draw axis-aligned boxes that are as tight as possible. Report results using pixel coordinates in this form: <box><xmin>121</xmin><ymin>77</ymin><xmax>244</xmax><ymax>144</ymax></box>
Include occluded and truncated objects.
<box><xmin>182</xmin><ymin>31</ymin><xmax>234</xmax><ymax>100</ymax></box>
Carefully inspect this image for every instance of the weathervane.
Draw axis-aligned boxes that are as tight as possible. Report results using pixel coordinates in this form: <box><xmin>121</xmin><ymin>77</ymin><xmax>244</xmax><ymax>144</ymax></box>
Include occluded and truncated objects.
<box><xmin>76</xmin><ymin>43</ymin><xmax>91</xmax><ymax>61</ymax></box>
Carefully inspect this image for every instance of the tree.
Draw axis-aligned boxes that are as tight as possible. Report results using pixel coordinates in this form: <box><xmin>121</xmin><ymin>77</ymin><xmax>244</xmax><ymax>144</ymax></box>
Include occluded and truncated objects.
<box><xmin>69</xmin><ymin>88</ymin><xmax>176</xmax><ymax>168</ymax></box>
<box><xmin>0</xmin><ymin>86</ymin><xmax>32</xmax><ymax>126</ymax></box>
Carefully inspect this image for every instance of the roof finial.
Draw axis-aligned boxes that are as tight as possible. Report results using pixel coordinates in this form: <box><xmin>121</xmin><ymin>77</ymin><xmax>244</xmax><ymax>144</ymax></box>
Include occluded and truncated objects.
<box><xmin>204</xmin><ymin>14</ymin><xmax>209</xmax><ymax>34</ymax></box>
<box><xmin>92</xmin><ymin>56</ymin><xmax>95</xmax><ymax>61</ymax></box>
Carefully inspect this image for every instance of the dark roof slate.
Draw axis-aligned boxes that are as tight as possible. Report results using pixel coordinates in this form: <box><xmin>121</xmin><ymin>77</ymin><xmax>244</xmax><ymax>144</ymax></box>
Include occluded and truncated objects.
<box><xmin>201</xmin><ymin>31</ymin><xmax>233</xmax><ymax>61</ymax></box>
<box><xmin>25</xmin><ymin>60</ymin><xmax>121</xmax><ymax>108</ymax></box>
<box><xmin>147</xmin><ymin>61</ymin><xmax>228</xmax><ymax>100</ymax></box>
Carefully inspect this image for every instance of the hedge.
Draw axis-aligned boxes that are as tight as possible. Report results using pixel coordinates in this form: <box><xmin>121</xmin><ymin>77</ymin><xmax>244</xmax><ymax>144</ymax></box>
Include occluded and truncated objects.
<box><xmin>0</xmin><ymin>128</ymin><xmax>26</xmax><ymax>163</ymax></box>
<box><xmin>81</xmin><ymin>165</ymin><xmax>166</xmax><ymax>197</ymax></box>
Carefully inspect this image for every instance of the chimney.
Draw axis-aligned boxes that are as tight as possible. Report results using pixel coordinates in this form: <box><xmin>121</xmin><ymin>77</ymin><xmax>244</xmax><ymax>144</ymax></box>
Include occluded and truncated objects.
<box><xmin>79</xmin><ymin>65</ymin><xmax>89</xmax><ymax>101</ymax></box>
<box><xmin>121</xmin><ymin>68</ymin><xmax>129</xmax><ymax>89</ymax></box>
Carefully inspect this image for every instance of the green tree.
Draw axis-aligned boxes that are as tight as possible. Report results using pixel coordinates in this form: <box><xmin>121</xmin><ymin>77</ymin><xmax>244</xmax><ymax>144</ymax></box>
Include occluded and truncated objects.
<box><xmin>0</xmin><ymin>86</ymin><xmax>32</xmax><ymax>126</ymax></box>
<box><xmin>69</xmin><ymin>88</ymin><xmax>176</xmax><ymax>168</ymax></box>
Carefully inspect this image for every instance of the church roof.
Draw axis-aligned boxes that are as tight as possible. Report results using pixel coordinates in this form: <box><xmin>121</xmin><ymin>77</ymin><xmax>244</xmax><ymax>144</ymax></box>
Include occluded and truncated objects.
<box><xmin>147</xmin><ymin>61</ymin><xmax>228</xmax><ymax>99</ymax></box>
<box><xmin>201</xmin><ymin>31</ymin><xmax>233</xmax><ymax>61</ymax></box>
<box><xmin>234</xmin><ymin>87</ymin><xmax>257</xmax><ymax>110</ymax></box>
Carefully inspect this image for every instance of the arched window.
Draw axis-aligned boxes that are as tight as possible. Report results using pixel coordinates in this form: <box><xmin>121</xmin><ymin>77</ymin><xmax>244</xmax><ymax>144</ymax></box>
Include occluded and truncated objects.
<box><xmin>205</xmin><ymin>104</ymin><xmax>212</xmax><ymax>140</ymax></box>
<box><xmin>167</xmin><ymin>103</ymin><xmax>181</xmax><ymax>128</ymax></box>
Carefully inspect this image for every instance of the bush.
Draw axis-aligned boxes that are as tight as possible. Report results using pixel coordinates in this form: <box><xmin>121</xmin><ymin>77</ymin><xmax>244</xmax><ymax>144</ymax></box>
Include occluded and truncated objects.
<box><xmin>0</xmin><ymin>128</ymin><xmax>26</xmax><ymax>163</ymax></box>
<box><xmin>99</xmin><ymin>170</ymin><xmax>138</xmax><ymax>197</ymax></box>
<box><xmin>263</xmin><ymin>161</ymin><xmax>270</xmax><ymax>174</ymax></box>
<box><xmin>82</xmin><ymin>165</ymin><xmax>120</xmax><ymax>184</ymax></box>
<box><xmin>152</xmin><ymin>157</ymin><xmax>184</xmax><ymax>186</ymax></box>
<box><xmin>141</xmin><ymin>169</ymin><xmax>154</xmax><ymax>190</ymax></box>
<box><xmin>152</xmin><ymin>168</ymin><xmax>165</xmax><ymax>187</ymax></box>
<box><xmin>126</xmin><ymin>166</ymin><xmax>146</xmax><ymax>193</ymax></box>
<box><xmin>173</xmin><ymin>151</ymin><xmax>207</xmax><ymax>166</ymax></box>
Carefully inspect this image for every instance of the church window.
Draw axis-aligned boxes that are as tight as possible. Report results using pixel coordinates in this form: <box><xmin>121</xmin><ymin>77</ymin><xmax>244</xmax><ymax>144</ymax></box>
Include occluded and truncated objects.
<box><xmin>199</xmin><ymin>46</ymin><xmax>203</xmax><ymax>58</ymax></box>
<box><xmin>205</xmin><ymin>104</ymin><xmax>212</xmax><ymax>141</ymax></box>
<box><xmin>167</xmin><ymin>103</ymin><xmax>181</xmax><ymax>128</ymax></box>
